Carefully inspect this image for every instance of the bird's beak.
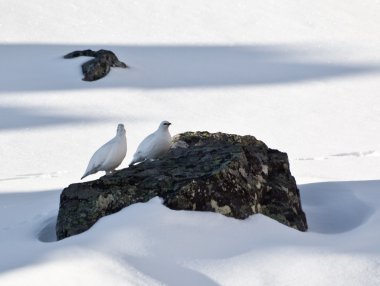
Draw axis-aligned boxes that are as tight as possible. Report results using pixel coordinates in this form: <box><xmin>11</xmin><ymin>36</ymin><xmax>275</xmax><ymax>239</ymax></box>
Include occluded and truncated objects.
<box><xmin>168</xmin><ymin>122</ymin><xmax>172</xmax><ymax>126</ymax></box>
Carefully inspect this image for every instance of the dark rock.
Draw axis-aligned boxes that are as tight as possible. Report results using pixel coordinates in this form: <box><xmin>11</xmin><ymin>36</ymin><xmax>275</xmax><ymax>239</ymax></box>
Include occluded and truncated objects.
<box><xmin>64</xmin><ymin>49</ymin><xmax>128</xmax><ymax>81</ymax></box>
<box><xmin>56</xmin><ymin>131</ymin><xmax>307</xmax><ymax>240</ymax></box>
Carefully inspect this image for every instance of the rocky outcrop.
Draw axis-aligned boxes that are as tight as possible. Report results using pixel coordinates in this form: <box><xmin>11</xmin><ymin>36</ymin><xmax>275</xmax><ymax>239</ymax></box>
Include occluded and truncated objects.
<box><xmin>64</xmin><ymin>49</ymin><xmax>128</xmax><ymax>81</ymax></box>
<box><xmin>56</xmin><ymin>131</ymin><xmax>307</xmax><ymax>240</ymax></box>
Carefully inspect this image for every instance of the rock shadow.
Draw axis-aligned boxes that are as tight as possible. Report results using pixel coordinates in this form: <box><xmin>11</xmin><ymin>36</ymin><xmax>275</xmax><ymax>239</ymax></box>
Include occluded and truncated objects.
<box><xmin>0</xmin><ymin>43</ymin><xmax>378</xmax><ymax>93</ymax></box>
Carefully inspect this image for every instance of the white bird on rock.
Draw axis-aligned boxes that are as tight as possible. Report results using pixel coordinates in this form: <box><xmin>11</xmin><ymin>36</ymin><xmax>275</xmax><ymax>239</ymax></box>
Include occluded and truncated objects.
<box><xmin>129</xmin><ymin>121</ymin><xmax>172</xmax><ymax>166</ymax></box>
<box><xmin>81</xmin><ymin>124</ymin><xmax>127</xmax><ymax>179</ymax></box>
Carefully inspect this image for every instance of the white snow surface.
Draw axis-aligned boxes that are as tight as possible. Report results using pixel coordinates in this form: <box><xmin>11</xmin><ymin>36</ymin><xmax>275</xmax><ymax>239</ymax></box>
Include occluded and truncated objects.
<box><xmin>1</xmin><ymin>0</ymin><xmax>380</xmax><ymax>285</ymax></box>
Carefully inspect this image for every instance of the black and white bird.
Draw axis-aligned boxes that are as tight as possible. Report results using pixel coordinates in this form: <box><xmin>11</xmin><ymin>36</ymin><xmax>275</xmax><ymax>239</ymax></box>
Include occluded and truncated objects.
<box><xmin>81</xmin><ymin>124</ymin><xmax>127</xmax><ymax>179</ymax></box>
<box><xmin>129</xmin><ymin>121</ymin><xmax>172</xmax><ymax>166</ymax></box>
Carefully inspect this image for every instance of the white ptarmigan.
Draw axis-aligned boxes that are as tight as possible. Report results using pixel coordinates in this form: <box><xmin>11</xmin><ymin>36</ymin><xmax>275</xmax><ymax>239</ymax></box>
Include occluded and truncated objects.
<box><xmin>129</xmin><ymin>121</ymin><xmax>172</xmax><ymax>166</ymax></box>
<box><xmin>81</xmin><ymin>124</ymin><xmax>127</xmax><ymax>179</ymax></box>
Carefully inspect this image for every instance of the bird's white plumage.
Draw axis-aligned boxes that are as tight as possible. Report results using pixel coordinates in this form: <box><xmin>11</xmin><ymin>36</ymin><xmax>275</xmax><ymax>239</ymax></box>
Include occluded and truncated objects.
<box><xmin>81</xmin><ymin>124</ymin><xmax>127</xmax><ymax>179</ymax></box>
<box><xmin>129</xmin><ymin>121</ymin><xmax>172</xmax><ymax>166</ymax></box>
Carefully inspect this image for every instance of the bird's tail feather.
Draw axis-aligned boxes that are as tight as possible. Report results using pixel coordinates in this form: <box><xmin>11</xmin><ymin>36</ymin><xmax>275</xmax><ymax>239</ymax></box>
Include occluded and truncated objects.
<box><xmin>81</xmin><ymin>172</ymin><xmax>89</xmax><ymax>180</ymax></box>
<box><xmin>81</xmin><ymin>165</ymin><xmax>100</xmax><ymax>180</ymax></box>
<box><xmin>129</xmin><ymin>155</ymin><xmax>138</xmax><ymax>167</ymax></box>
<box><xmin>129</xmin><ymin>157</ymin><xmax>147</xmax><ymax>167</ymax></box>
<box><xmin>129</xmin><ymin>157</ymin><xmax>141</xmax><ymax>167</ymax></box>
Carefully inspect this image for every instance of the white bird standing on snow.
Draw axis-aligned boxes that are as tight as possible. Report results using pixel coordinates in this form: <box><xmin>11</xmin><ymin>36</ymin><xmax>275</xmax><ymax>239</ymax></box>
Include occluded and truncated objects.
<box><xmin>129</xmin><ymin>121</ymin><xmax>172</xmax><ymax>166</ymax></box>
<box><xmin>81</xmin><ymin>124</ymin><xmax>127</xmax><ymax>179</ymax></box>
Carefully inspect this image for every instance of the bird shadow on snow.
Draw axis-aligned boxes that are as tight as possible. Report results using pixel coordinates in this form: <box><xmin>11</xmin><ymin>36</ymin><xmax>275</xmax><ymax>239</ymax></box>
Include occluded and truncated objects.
<box><xmin>0</xmin><ymin>180</ymin><xmax>378</xmax><ymax>282</ymax></box>
<box><xmin>0</xmin><ymin>43</ymin><xmax>379</xmax><ymax>93</ymax></box>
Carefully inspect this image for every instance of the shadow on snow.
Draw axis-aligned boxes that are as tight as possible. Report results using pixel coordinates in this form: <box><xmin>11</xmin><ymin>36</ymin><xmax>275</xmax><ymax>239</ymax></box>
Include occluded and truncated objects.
<box><xmin>0</xmin><ymin>43</ymin><xmax>379</xmax><ymax>93</ymax></box>
<box><xmin>0</xmin><ymin>180</ymin><xmax>379</xmax><ymax>281</ymax></box>
<box><xmin>0</xmin><ymin>105</ymin><xmax>102</xmax><ymax>130</ymax></box>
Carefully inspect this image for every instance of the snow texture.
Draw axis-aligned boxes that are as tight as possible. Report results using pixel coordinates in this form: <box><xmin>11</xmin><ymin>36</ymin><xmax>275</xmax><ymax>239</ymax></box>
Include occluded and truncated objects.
<box><xmin>0</xmin><ymin>0</ymin><xmax>380</xmax><ymax>285</ymax></box>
